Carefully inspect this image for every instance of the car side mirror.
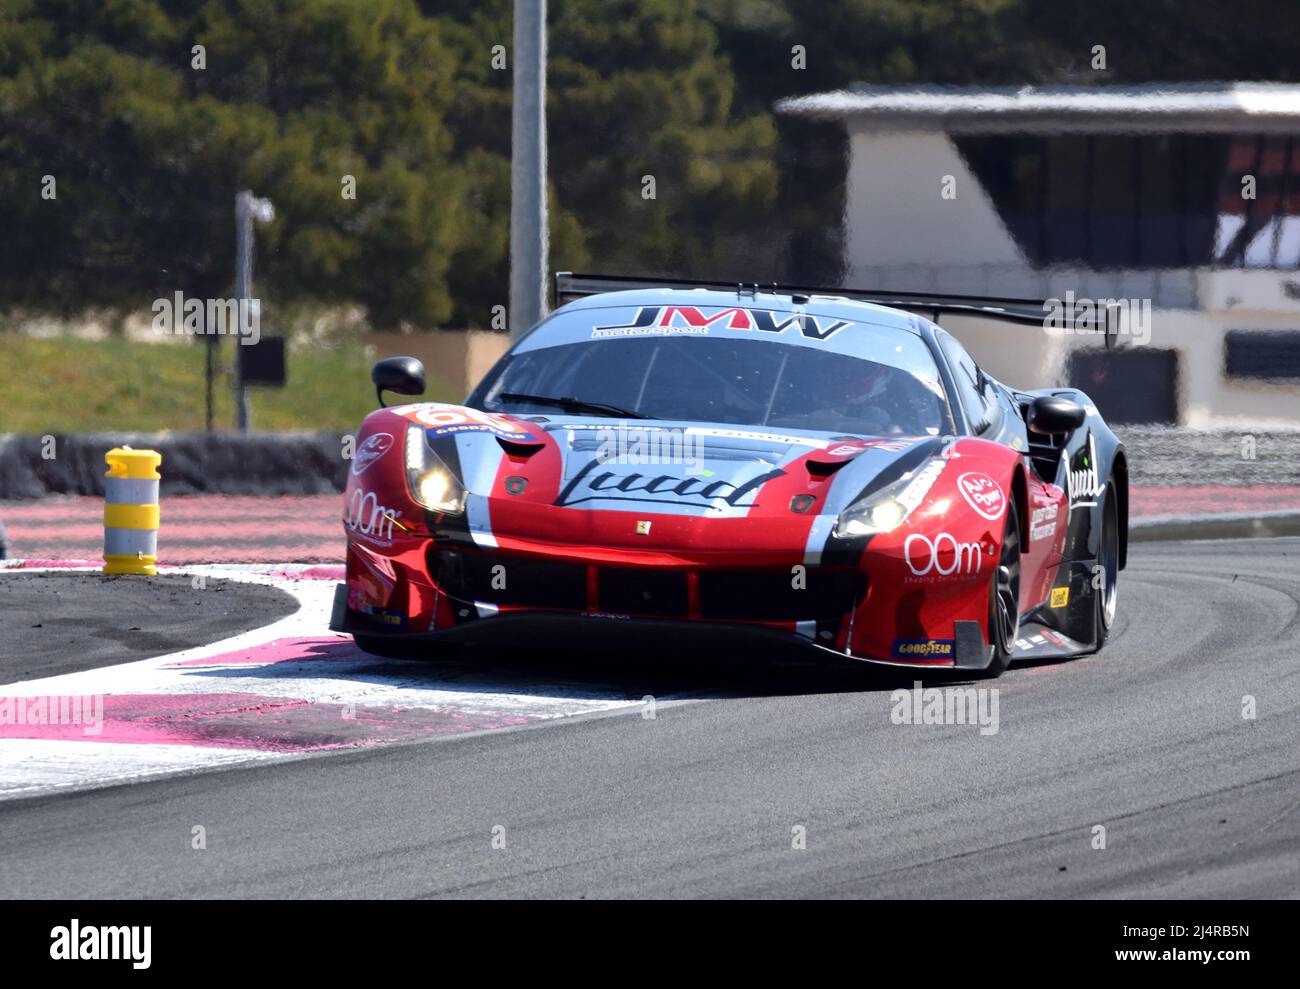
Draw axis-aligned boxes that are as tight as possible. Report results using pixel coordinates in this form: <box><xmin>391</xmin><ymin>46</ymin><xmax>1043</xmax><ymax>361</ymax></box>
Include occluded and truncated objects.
<box><xmin>372</xmin><ymin>356</ymin><xmax>425</xmax><ymax>407</ymax></box>
<box><xmin>1027</xmin><ymin>395</ymin><xmax>1086</xmax><ymax>435</ymax></box>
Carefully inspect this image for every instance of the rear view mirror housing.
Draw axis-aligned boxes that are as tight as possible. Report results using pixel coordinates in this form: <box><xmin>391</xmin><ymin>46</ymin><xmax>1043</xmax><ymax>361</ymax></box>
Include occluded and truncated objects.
<box><xmin>372</xmin><ymin>356</ymin><xmax>426</xmax><ymax>407</ymax></box>
<box><xmin>1027</xmin><ymin>395</ymin><xmax>1086</xmax><ymax>435</ymax></box>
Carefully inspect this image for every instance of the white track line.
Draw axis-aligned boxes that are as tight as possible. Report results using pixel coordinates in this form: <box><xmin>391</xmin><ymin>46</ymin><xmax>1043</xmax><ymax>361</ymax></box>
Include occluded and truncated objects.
<box><xmin>0</xmin><ymin>565</ymin><xmax>640</xmax><ymax>801</ymax></box>
<box><xmin>0</xmin><ymin>739</ymin><xmax>287</xmax><ymax>799</ymax></box>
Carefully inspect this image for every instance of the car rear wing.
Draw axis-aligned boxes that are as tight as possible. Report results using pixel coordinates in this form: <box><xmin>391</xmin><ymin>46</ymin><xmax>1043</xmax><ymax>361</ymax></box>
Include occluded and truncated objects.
<box><xmin>553</xmin><ymin>271</ymin><xmax>1120</xmax><ymax>346</ymax></box>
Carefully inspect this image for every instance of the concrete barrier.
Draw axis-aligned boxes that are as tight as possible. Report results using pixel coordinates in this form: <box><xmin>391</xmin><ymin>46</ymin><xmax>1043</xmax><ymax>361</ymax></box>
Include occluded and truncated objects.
<box><xmin>0</xmin><ymin>431</ymin><xmax>349</xmax><ymax>499</ymax></box>
<box><xmin>1116</xmin><ymin>426</ymin><xmax>1300</xmax><ymax>487</ymax></box>
<box><xmin>1</xmin><ymin>426</ymin><xmax>1297</xmax><ymax>501</ymax></box>
<box><xmin>1131</xmin><ymin>510</ymin><xmax>1300</xmax><ymax>542</ymax></box>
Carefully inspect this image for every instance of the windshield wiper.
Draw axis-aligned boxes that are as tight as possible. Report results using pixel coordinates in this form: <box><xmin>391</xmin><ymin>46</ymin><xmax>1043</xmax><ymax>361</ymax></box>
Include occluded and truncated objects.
<box><xmin>496</xmin><ymin>392</ymin><xmax>658</xmax><ymax>419</ymax></box>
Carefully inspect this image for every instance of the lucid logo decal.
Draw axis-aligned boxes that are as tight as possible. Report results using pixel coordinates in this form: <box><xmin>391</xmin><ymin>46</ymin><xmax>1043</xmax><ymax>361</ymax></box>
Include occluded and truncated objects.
<box><xmin>904</xmin><ymin>532</ymin><xmax>983</xmax><ymax>578</ymax></box>
<box><xmin>555</xmin><ymin>457</ymin><xmax>786</xmax><ymax>508</ymax></box>
<box><xmin>1067</xmin><ymin>433</ymin><xmax>1104</xmax><ymax>508</ymax></box>
<box><xmin>593</xmin><ymin>306</ymin><xmax>851</xmax><ymax>341</ymax></box>
<box><xmin>957</xmin><ymin>472</ymin><xmax>1006</xmax><ymax>521</ymax></box>
<box><xmin>351</xmin><ymin>432</ymin><xmax>394</xmax><ymax>476</ymax></box>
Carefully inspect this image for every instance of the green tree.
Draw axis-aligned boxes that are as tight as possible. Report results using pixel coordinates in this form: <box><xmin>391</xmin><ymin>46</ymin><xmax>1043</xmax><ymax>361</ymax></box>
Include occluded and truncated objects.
<box><xmin>1021</xmin><ymin>0</ymin><xmax>1300</xmax><ymax>84</ymax></box>
<box><xmin>0</xmin><ymin>0</ymin><xmax>469</xmax><ymax>326</ymax></box>
<box><xmin>432</xmin><ymin>0</ymin><xmax>779</xmax><ymax>310</ymax></box>
<box><xmin>546</xmin><ymin>0</ymin><xmax>778</xmax><ymax>277</ymax></box>
<box><xmin>0</xmin><ymin>0</ymin><xmax>779</xmax><ymax>328</ymax></box>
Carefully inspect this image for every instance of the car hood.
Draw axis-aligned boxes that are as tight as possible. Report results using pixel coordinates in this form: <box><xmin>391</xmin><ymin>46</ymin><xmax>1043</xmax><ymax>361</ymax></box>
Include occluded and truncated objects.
<box><xmin>443</xmin><ymin>412</ymin><xmax>947</xmax><ymax>522</ymax></box>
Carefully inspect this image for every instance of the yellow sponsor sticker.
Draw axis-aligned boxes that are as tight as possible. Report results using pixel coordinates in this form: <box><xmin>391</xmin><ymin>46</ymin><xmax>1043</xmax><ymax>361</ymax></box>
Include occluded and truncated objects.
<box><xmin>1050</xmin><ymin>586</ymin><xmax>1070</xmax><ymax>608</ymax></box>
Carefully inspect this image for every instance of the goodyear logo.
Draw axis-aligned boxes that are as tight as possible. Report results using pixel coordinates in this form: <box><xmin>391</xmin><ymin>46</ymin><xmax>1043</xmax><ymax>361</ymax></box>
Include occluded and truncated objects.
<box><xmin>363</xmin><ymin>606</ymin><xmax>407</xmax><ymax>628</ymax></box>
<box><xmin>891</xmin><ymin>638</ymin><xmax>955</xmax><ymax>659</ymax></box>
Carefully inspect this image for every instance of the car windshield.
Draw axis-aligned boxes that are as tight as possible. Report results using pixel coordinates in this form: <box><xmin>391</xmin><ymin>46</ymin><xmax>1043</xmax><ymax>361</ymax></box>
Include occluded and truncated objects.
<box><xmin>472</xmin><ymin>331</ymin><xmax>954</xmax><ymax>436</ymax></box>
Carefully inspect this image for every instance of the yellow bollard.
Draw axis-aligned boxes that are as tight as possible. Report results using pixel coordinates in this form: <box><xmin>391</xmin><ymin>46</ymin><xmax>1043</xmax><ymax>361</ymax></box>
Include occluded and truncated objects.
<box><xmin>103</xmin><ymin>447</ymin><xmax>162</xmax><ymax>576</ymax></box>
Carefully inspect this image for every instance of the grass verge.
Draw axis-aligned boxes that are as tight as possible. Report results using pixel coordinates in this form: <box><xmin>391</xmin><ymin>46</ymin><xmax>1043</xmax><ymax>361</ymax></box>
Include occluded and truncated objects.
<box><xmin>0</xmin><ymin>336</ymin><xmax>456</xmax><ymax>432</ymax></box>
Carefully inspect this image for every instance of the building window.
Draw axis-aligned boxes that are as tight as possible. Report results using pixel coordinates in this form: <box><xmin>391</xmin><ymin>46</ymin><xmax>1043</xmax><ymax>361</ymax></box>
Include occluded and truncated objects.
<box><xmin>1067</xmin><ymin>349</ymin><xmax>1179</xmax><ymax>425</ymax></box>
<box><xmin>1213</xmin><ymin>137</ymin><xmax>1300</xmax><ymax>269</ymax></box>
<box><xmin>956</xmin><ymin>133</ymin><xmax>1258</xmax><ymax>269</ymax></box>
<box><xmin>1224</xmin><ymin>330</ymin><xmax>1300</xmax><ymax>380</ymax></box>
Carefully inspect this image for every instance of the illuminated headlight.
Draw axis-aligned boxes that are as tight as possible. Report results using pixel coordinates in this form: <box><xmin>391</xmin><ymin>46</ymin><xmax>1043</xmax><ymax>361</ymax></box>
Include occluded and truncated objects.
<box><xmin>835</xmin><ymin>459</ymin><xmax>945</xmax><ymax>537</ymax></box>
<box><xmin>405</xmin><ymin>425</ymin><xmax>467</xmax><ymax>514</ymax></box>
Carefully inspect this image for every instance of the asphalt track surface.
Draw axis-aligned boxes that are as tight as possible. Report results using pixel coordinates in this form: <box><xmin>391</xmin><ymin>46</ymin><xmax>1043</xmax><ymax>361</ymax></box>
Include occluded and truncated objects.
<box><xmin>1</xmin><ymin>538</ymin><xmax>1298</xmax><ymax>898</ymax></box>
<box><xmin>0</xmin><ymin>573</ymin><xmax>297</xmax><ymax>685</ymax></box>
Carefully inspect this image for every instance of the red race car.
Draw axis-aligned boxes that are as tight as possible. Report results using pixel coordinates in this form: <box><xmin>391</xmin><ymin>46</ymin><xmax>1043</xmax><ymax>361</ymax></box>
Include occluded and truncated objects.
<box><xmin>330</xmin><ymin>274</ymin><xmax>1128</xmax><ymax>677</ymax></box>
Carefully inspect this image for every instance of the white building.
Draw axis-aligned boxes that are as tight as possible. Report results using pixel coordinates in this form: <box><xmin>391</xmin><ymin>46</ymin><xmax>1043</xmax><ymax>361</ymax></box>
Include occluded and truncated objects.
<box><xmin>777</xmin><ymin>83</ymin><xmax>1300</xmax><ymax>426</ymax></box>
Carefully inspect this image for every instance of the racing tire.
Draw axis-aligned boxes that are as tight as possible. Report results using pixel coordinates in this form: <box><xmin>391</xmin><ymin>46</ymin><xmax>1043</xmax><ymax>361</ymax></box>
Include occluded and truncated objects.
<box><xmin>982</xmin><ymin>497</ymin><xmax>1021</xmax><ymax>678</ymax></box>
<box><xmin>1094</xmin><ymin>480</ymin><xmax>1120</xmax><ymax>650</ymax></box>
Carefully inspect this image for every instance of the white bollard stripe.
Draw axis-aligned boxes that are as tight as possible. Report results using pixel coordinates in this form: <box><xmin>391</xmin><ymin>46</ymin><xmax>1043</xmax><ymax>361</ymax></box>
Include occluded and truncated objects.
<box><xmin>104</xmin><ymin>477</ymin><xmax>160</xmax><ymax>504</ymax></box>
<box><xmin>104</xmin><ymin>528</ymin><xmax>158</xmax><ymax>557</ymax></box>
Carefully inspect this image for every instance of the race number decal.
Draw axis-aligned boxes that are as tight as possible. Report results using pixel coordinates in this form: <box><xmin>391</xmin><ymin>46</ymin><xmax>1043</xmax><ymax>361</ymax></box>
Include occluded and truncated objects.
<box><xmin>399</xmin><ymin>405</ymin><xmax>537</xmax><ymax>442</ymax></box>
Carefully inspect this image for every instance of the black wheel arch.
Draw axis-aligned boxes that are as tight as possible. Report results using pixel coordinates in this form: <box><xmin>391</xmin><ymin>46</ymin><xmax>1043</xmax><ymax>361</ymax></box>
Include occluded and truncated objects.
<box><xmin>1111</xmin><ymin>447</ymin><xmax>1129</xmax><ymax>571</ymax></box>
<box><xmin>1010</xmin><ymin>461</ymin><xmax>1030</xmax><ymax>555</ymax></box>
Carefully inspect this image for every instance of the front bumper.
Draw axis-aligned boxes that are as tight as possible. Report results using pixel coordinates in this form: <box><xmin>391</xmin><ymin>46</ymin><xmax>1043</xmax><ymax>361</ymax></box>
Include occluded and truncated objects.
<box><xmin>332</xmin><ymin>581</ymin><xmax>849</xmax><ymax>661</ymax></box>
<box><xmin>329</xmin><ymin>578</ymin><xmax>995</xmax><ymax>671</ymax></box>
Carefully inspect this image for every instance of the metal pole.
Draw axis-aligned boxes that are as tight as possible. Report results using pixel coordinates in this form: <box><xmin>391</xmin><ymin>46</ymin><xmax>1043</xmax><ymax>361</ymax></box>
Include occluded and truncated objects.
<box><xmin>205</xmin><ymin>334</ymin><xmax>215</xmax><ymax>431</ymax></box>
<box><xmin>233</xmin><ymin>190</ymin><xmax>253</xmax><ymax>431</ymax></box>
<box><xmin>509</xmin><ymin>0</ymin><xmax>548</xmax><ymax>339</ymax></box>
